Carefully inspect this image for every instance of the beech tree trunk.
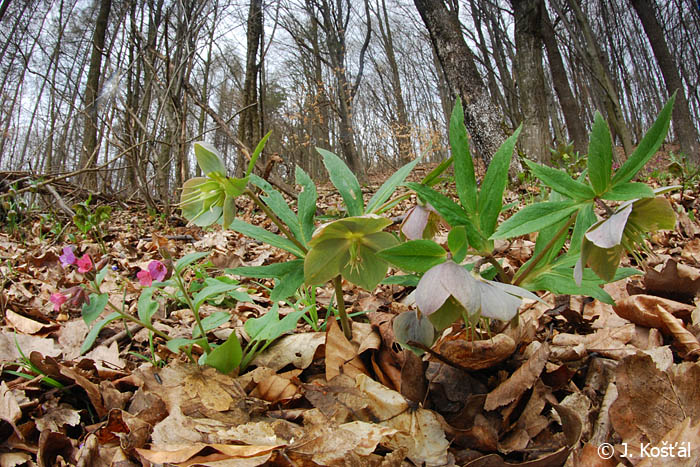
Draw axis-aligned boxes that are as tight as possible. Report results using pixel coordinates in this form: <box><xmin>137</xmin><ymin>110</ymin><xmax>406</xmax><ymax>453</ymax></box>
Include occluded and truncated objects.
<box><xmin>237</xmin><ymin>0</ymin><xmax>263</xmax><ymax>176</ymax></box>
<box><xmin>511</xmin><ymin>0</ymin><xmax>550</xmax><ymax>164</ymax></box>
<box><xmin>630</xmin><ymin>0</ymin><xmax>699</xmax><ymax>162</ymax></box>
<box><xmin>413</xmin><ymin>0</ymin><xmax>506</xmax><ymax>165</ymax></box>
<box><xmin>541</xmin><ymin>6</ymin><xmax>587</xmax><ymax>155</ymax></box>
<box><xmin>79</xmin><ymin>0</ymin><xmax>112</xmax><ymax>190</ymax></box>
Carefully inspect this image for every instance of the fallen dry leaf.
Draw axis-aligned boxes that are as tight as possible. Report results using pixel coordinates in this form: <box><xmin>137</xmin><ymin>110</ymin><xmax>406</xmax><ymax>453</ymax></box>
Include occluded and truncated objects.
<box><xmin>484</xmin><ymin>342</ymin><xmax>550</xmax><ymax>411</ymax></box>
<box><xmin>636</xmin><ymin>418</ymin><xmax>700</xmax><ymax>467</ymax></box>
<box><xmin>434</xmin><ymin>331</ymin><xmax>517</xmax><ymax>371</ymax></box>
<box><xmin>136</xmin><ymin>442</ymin><xmax>281</xmax><ymax>465</ymax></box>
<box><xmin>613</xmin><ymin>294</ymin><xmax>694</xmax><ymax>328</ymax></box>
<box><xmin>643</xmin><ymin>258</ymin><xmax>700</xmax><ymax>300</ymax></box>
<box><xmin>250</xmin><ymin>332</ymin><xmax>325</xmax><ymax>371</ymax></box>
<box><xmin>5</xmin><ymin>309</ymin><xmax>53</xmax><ymax>334</ymax></box>
<box><xmin>610</xmin><ymin>353</ymin><xmax>700</xmax><ymax>458</ymax></box>
<box><xmin>325</xmin><ymin>319</ymin><xmax>368</xmax><ymax>381</ymax></box>
<box><xmin>356</xmin><ymin>373</ymin><xmax>450</xmax><ymax>465</ymax></box>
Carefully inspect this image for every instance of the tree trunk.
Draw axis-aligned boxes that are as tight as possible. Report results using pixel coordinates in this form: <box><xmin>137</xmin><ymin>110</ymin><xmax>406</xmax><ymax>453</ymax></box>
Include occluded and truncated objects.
<box><xmin>630</xmin><ymin>0</ymin><xmax>699</xmax><ymax>162</ymax></box>
<box><xmin>541</xmin><ymin>6</ymin><xmax>587</xmax><ymax>155</ymax></box>
<box><xmin>237</xmin><ymin>0</ymin><xmax>263</xmax><ymax>177</ymax></box>
<box><xmin>413</xmin><ymin>0</ymin><xmax>506</xmax><ymax>165</ymax></box>
<box><xmin>377</xmin><ymin>0</ymin><xmax>412</xmax><ymax>164</ymax></box>
<box><xmin>79</xmin><ymin>0</ymin><xmax>112</xmax><ymax>190</ymax></box>
<box><xmin>559</xmin><ymin>0</ymin><xmax>633</xmax><ymax>157</ymax></box>
<box><xmin>511</xmin><ymin>0</ymin><xmax>550</xmax><ymax>164</ymax></box>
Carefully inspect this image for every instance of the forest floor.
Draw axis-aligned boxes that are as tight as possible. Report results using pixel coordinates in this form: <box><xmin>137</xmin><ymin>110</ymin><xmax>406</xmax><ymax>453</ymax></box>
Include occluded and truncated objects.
<box><xmin>1</xmin><ymin>154</ymin><xmax>700</xmax><ymax>466</ymax></box>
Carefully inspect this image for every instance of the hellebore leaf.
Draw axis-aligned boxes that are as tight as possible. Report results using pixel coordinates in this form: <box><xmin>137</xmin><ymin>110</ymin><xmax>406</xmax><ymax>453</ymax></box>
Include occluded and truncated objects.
<box><xmin>377</xmin><ymin>239</ymin><xmax>446</xmax><ymax>273</ymax></box>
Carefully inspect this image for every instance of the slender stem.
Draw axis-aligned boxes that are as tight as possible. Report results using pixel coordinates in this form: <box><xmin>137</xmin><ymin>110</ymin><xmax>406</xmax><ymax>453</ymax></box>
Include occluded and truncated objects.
<box><xmin>485</xmin><ymin>256</ymin><xmax>510</xmax><ymax>283</ymax></box>
<box><xmin>90</xmin><ymin>281</ymin><xmax>171</xmax><ymax>341</ymax></box>
<box><xmin>172</xmin><ymin>268</ymin><xmax>211</xmax><ymax>353</ymax></box>
<box><xmin>512</xmin><ymin>212</ymin><xmax>578</xmax><ymax>286</ymax></box>
<box><xmin>102</xmin><ymin>300</ymin><xmax>171</xmax><ymax>341</ymax></box>
<box><xmin>245</xmin><ymin>188</ymin><xmax>308</xmax><ymax>254</ymax></box>
<box><xmin>333</xmin><ymin>275</ymin><xmax>352</xmax><ymax>340</ymax></box>
<box><xmin>595</xmin><ymin>198</ymin><xmax>614</xmax><ymax>216</ymax></box>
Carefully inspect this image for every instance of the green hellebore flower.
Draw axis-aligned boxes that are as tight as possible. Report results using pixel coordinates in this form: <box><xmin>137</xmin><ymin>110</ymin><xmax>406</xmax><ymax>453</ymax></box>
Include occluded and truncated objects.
<box><xmin>575</xmin><ymin>195</ymin><xmax>676</xmax><ymax>284</ymax></box>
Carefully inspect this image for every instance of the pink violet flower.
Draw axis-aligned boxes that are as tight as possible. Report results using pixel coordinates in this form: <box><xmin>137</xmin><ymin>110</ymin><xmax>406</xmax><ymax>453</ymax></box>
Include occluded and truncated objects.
<box><xmin>137</xmin><ymin>260</ymin><xmax>167</xmax><ymax>286</ymax></box>
<box><xmin>59</xmin><ymin>246</ymin><xmax>77</xmax><ymax>268</ymax></box>
<box><xmin>77</xmin><ymin>254</ymin><xmax>93</xmax><ymax>274</ymax></box>
<box><xmin>50</xmin><ymin>292</ymin><xmax>67</xmax><ymax>311</ymax></box>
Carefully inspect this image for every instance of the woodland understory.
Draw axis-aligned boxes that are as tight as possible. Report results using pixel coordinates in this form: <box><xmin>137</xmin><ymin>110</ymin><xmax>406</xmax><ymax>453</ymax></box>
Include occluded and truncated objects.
<box><xmin>1</xmin><ymin>145</ymin><xmax>700</xmax><ymax>466</ymax></box>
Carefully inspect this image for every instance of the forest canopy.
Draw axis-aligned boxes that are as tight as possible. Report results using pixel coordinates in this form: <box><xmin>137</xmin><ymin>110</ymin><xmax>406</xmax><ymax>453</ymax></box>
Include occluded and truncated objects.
<box><xmin>0</xmin><ymin>0</ymin><xmax>697</xmax><ymax>200</ymax></box>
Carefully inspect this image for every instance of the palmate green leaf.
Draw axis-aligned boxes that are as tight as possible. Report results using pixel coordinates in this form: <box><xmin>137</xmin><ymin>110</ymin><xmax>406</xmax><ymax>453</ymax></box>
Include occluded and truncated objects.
<box><xmin>421</xmin><ymin>155</ymin><xmax>452</xmax><ymax>187</ymax></box>
<box><xmin>408</xmin><ymin>182</ymin><xmax>488</xmax><ymax>250</ymax></box>
<box><xmin>587</xmin><ymin>112</ymin><xmax>613</xmax><ymax>195</ymax></box>
<box><xmin>601</xmin><ymin>182</ymin><xmax>655</xmax><ymax>201</ymax></box>
<box><xmin>81</xmin><ymin>312</ymin><xmax>120</xmax><ymax>354</ymax></box>
<box><xmin>295</xmin><ymin>166</ymin><xmax>317</xmax><ymax>244</ymax></box>
<box><xmin>231</xmin><ymin>260</ymin><xmax>306</xmax><ymax>301</ymax></box>
<box><xmin>365</xmin><ymin>155</ymin><xmax>422</xmax><ymax>214</ymax></box>
<box><xmin>491</xmin><ymin>201</ymin><xmax>579</xmax><ymax>240</ymax></box>
<box><xmin>318</xmin><ymin>148</ymin><xmax>364</xmax><ymax>216</ymax></box>
<box><xmin>522</xmin><ymin>266</ymin><xmax>620</xmax><ymax>305</ymax></box>
<box><xmin>612</xmin><ymin>94</ymin><xmax>675</xmax><ymax>186</ymax></box>
<box><xmin>478</xmin><ymin>125</ymin><xmax>522</xmax><ymax>235</ymax></box>
<box><xmin>195</xmin><ymin>142</ymin><xmax>226</xmax><ymax>175</ymax></box>
<box><xmin>166</xmin><ymin>337</ymin><xmax>207</xmax><ymax>354</ymax></box>
<box><xmin>137</xmin><ymin>287</ymin><xmax>159</xmax><ymax>325</ymax></box>
<box><xmin>393</xmin><ymin>310</ymin><xmax>435</xmax><ymax>356</ymax></box>
<box><xmin>450</xmin><ymin>97</ymin><xmax>477</xmax><ymax>215</ymax></box>
<box><xmin>377</xmin><ymin>239</ymin><xmax>446</xmax><ymax>273</ymax></box>
<box><xmin>204</xmin><ymin>332</ymin><xmax>242</xmax><ymax>374</ymax></box>
<box><xmin>229</xmin><ymin>219</ymin><xmax>305</xmax><ymax>257</ymax></box>
<box><xmin>381</xmin><ymin>274</ymin><xmax>420</xmax><ymax>287</ymax></box>
<box><xmin>524</xmin><ymin>159</ymin><xmax>595</xmax><ymax>201</ymax></box>
<box><xmin>245</xmin><ymin>304</ymin><xmax>305</xmax><ymax>343</ymax></box>
<box><xmin>82</xmin><ymin>293</ymin><xmax>109</xmax><ymax>327</ymax></box>
<box><xmin>230</xmin><ymin>260</ymin><xmax>303</xmax><ymax>279</ymax></box>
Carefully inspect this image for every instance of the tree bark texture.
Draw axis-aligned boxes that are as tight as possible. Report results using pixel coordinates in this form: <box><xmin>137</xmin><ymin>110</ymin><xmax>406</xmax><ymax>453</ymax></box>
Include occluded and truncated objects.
<box><xmin>413</xmin><ymin>0</ymin><xmax>505</xmax><ymax>165</ymax></box>
<box><xmin>237</xmin><ymin>0</ymin><xmax>263</xmax><ymax>176</ymax></box>
<box><xmin>511</xmin><ymin>0</ymin><xmax>550</xmax><ymax>164</ymax></box>
<box><xmin>541</xmin><ymin>6</ymin><xmax>587</xmax><ymax>155</ymax></box>
<box><xmin>79</xmin><ymin>0</ymin><xmax>112</xmax><ymax>190</ymax></box>
<box><xmin>630</xmin><ymin>0</ymin><xmax>699</xmax><ymax>162</ymax></box>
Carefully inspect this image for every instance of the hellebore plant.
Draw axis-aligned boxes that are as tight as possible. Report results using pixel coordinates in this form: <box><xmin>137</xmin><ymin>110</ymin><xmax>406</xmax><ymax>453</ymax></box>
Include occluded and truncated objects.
<box><xmin>180</xmin><ymin>135</ymin><xmax>422</xmax><ymax>340</ymax></box>
<box><xmin>378</xmin><ymin>95</ymin><xmax>679</xmax><ymax>354</ymax></box>
<box><xmin>178</xmin><ymin>93</ymin><xmax>678</xmax><ymax>364</ymax></box>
